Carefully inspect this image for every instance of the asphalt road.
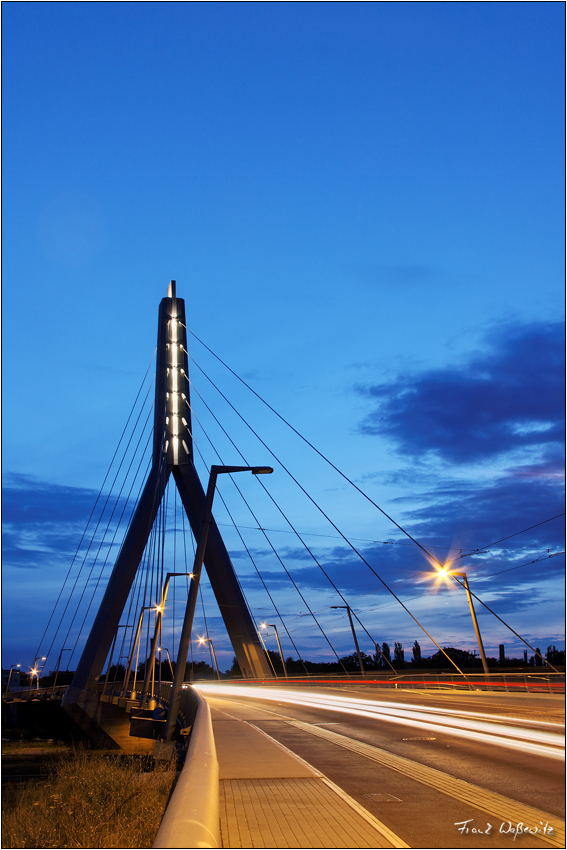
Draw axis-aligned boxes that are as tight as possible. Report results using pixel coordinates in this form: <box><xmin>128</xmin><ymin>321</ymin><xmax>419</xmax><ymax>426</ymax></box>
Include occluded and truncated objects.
<box><xmin>199</xmin><ymin>684</ymin><xmax>565</xmax><ymax>849</ymax></box>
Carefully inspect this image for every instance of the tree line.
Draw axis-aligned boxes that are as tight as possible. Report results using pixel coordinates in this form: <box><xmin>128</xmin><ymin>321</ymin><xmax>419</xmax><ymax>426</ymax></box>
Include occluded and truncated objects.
<box><xmin>22</xmin><ymin>642</ymin><xmax>565</xmax><ymax>686</ymax></box>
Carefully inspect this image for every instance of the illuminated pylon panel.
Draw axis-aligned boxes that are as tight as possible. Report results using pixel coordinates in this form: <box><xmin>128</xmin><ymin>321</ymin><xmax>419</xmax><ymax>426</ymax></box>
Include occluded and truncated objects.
<box><xmin>64</xmin><ymin>282</ymin><xmax>273</xmax><ymax>713</ymax></box>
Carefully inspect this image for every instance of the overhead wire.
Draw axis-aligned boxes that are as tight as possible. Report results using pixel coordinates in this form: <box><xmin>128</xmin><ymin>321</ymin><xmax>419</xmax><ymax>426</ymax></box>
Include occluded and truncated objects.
<box><xmin>185</xmin><ymin>332</ymin><xmax>565</xmax><ymax>579</ymax></box>
<box><xmin>444</xmin><ymin>513</ymin><xmax>566</xmax><ymax>566</ymax></box>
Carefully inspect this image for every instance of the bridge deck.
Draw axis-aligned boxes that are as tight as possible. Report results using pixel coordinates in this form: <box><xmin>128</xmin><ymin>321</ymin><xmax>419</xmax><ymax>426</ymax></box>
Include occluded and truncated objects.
<box><xmin>209</xmin><ymin>697</ymin><xmax>407</xmax><ymax>848</ymax></box>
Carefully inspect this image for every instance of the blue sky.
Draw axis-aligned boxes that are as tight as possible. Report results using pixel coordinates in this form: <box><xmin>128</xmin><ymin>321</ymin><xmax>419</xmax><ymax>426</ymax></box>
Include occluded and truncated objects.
<box><xmin>3</xmin><ymin>2</ymin><xmax>564</xmax><ymax>673</ymax></box>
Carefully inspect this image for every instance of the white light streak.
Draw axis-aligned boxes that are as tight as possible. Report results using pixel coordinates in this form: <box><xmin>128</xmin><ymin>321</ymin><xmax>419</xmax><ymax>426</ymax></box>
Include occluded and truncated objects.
<box><xmin>196</xmin><ymin>684</ymin><xmax>565</xmax><ymax>761</ymax></box>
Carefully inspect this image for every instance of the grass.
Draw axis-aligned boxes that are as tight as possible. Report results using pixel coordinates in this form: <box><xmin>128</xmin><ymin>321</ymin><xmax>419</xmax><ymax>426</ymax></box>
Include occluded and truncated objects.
<box><xmin>2</xmin><ymin>750</ymin><xmax>177</xmax><ymax>848</ymax></box>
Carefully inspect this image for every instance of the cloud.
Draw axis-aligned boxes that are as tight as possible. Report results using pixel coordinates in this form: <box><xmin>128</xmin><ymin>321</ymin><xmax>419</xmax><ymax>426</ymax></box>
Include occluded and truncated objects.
<box><xmin>356</xmin><ymin>320</ymin><xmax>565</xmax><ymax>464</ymax></box>
<box><xmin>2</xmin><ymin>473</ymin><xmax>129</xmax><ymax>571</ymax></box>
<box><xmin>404</xmin><ymin>464</ymin><xmax>565</xmax><ymax>554</ymax></box>
<box><xmin>2</xmin><ymin>472</ymin><xmax>101</xmax><ymax>525</ymax></box>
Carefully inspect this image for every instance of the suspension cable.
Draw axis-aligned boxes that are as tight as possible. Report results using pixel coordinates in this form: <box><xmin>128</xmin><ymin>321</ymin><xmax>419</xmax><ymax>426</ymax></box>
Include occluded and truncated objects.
<box><xmin>187</xmin><ymin>385</ymin><xmax>310</xmax><ymax>672</ymax></box>
<box><xmin>32</xmin><ymin>356</ymin><xmax>156</xmax><ymax>666</ymax></box>
<box><xmin>189</xmin><ymin>400</ymin><xmax>349</xmax><ymax>674</ymax></box>
<box><xmin>188</xmin><ymin>357</ymin><xmax>465</xmax><ymax>676</ymax></box>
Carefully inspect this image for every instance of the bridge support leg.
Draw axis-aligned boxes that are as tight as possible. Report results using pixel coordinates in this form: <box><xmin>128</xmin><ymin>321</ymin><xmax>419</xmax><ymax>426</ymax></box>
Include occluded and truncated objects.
<box><xmin>173</xmin><ymin>464</ymin><xmax>273</xmax><ymax>679</ymax></box>
<box><xmin>63</xmin><ymin>464</ymin><xmax>170</xmax><ymax>711</ymax></box>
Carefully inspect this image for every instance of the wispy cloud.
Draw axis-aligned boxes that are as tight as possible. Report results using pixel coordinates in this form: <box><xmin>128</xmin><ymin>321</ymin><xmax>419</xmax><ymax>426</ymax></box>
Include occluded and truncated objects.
<box><xmin>2</xmin><ymin>472</ymin><xmax>128</xmax><ymax>571</ymax></box>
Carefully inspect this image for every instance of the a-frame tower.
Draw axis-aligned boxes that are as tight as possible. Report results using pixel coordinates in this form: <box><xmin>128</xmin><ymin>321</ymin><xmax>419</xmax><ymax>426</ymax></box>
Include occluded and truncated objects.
<box><xmin>64</xmin><ymin>282</ymin><xmax>273</xmax><ymax>713</ymax></box>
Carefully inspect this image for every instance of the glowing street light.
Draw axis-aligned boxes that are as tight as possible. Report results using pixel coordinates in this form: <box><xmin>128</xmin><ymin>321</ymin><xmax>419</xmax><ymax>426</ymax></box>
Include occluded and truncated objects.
<box><xmin>121</xmin><ymin>606</ymin><xmax>159</xmax><ymax>699</ymax></box>
<box><xmin>434</xmin><ymin>567</ymin><xmax>490</xmax><ymax>676</ymax></box>
<box><xmin>29</xmin><ymin>657</ymin><xmax>46</xmax><ymax>692</ymax></box>
<box><xmin>260</xmin><ymin>623</ymin><xmax>288</xmax><ymax>677</ymax></box>
<box><xmin>139</xmin><ymin>571</ymin><xmax>194</xmax><ymax>706</ymax></box>
<box><xmin>165</xmin><ymin>464</ymin><xmax>273</xmax><ymax>741</ymax></box>
<box><xmin>198</xmin><ymin>637</ymin><xmax>221</xmax><ymax>680</ymax></box>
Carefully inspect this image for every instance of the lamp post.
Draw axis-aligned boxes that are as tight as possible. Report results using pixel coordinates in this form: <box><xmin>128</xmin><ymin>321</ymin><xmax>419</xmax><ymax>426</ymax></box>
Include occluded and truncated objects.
<box><xmin>257</xmin><ymin>628</ymin><xmax>278</xmax><ymax>676</ymax></box>
<box><xmin>165</xmin><ymin>464</ymin><xmax>273</xmax><ymax>741</ymax></box>
<box><xmin>121</xmin><ymin>606</ymin><xmax>158</xmax><ymax>698</ymax></box>
<box><xmin>451</xmin><ymin>572</ymin><xmax>490</xmax><ymax>676</ymax></box>
<box><xmin>51</xmin><ymin>648</ymin><xmax>72</xmax><ymax>695</ymax></box>
<box><xmin>261</xmin><ymin>623</ymin><xmax>288</xmax><ymax>677</ymax></box>
<box><xmin>29</xmin><ymin>657</ymin><xmax>46</xmax><ymax>693</ymax></box>
<box><xmin>102</xmin><ymin>625</ymin><xmax>132</xmax><ymax>697</ymax></box>
<box><xmin>198</xmin><ymin>637</ymin><xmax>221</xmax><ymax>680</ymax></box>
<box><xmin>5</xmin><ymin>664</ymin><xmax>20</xmax><ymax>696</ymax></box>
<box><xmin>139</xmin><ymin>572</ymin><xmax>194</xmax><ymax>706</ymax></box>
<box><xmin>157</xmin><ymin>647</ymin><xmax>174</xmax><ymax>680</ymax></box>
<box><xmin>331</xmin><ymin>606</ymin><xmax>365</xmax><ymax>676</ymax></box>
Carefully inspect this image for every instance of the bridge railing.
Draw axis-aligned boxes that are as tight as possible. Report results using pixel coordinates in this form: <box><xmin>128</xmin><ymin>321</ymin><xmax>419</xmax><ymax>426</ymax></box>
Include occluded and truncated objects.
<box><xmin>3</xmin><ymin>685</ymin><xmax>70</xmax><ymax>702</ymax></box>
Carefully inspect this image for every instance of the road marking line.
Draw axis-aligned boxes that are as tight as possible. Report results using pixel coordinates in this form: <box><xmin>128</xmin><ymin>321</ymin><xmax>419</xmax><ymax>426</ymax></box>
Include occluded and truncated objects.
<box><xmin>286</xmin><ymin>719</ymin><xmax>565</xmax><ymax>848</ymax></box>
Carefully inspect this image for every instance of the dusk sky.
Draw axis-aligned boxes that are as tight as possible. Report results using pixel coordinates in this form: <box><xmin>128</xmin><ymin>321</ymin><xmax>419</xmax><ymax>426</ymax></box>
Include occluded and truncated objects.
<box><xmin>3</xmin><ymin>3</ymin><xmax>564</xmax><ymax>675</ymax></box>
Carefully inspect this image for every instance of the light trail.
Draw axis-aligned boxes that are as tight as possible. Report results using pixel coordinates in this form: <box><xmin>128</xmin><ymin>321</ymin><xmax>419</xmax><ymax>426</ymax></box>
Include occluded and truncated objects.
<box><xmin>196</xmin><ymin>683</ymin><xmax>565</xmax><ymax>761</ymax></box>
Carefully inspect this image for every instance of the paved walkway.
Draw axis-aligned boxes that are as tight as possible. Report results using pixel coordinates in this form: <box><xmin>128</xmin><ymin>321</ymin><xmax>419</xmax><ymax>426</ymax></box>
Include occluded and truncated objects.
<box><xmin>94</xmin><ymin>694</ymin><xmax>408</xmax><ymax>846</ymax></box>
<box><xmin>208</xmin><ymin>696</ymin><xmax>408</xmax><ymax>849</ymax></box>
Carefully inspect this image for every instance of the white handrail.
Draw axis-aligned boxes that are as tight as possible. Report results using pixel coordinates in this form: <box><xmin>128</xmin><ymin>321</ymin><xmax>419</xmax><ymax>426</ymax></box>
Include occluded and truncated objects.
<box><xmin>153</xmin><ymin>689</ymin><xmax>219</xmax><ymax>848</ymax></box>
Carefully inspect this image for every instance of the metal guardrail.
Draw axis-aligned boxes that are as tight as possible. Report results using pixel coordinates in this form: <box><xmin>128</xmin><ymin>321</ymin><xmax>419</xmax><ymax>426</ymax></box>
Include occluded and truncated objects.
<box><xmin>3</xmin><ymin>685</ymin><xmax>70</xmax><ymax>701</ymax></box>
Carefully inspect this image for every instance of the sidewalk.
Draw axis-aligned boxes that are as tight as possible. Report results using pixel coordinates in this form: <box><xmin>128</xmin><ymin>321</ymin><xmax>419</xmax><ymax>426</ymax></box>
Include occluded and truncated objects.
<box><xmin>207</xmin><ymin>696</ymin><xmax>408</xmax><ymax>849</ymax></box>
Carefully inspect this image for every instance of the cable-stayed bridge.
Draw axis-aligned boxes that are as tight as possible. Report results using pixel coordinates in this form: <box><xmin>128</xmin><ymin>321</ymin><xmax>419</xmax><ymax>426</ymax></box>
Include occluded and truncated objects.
<box><xmin>25</xmin><ymin>282</ymin><xmax>559</xmax><ymax>708</ymax></box>
<box><xmin>5</xmin><ymin>283</ymin><xmax>564</xmax><ymax>848</ymax></box>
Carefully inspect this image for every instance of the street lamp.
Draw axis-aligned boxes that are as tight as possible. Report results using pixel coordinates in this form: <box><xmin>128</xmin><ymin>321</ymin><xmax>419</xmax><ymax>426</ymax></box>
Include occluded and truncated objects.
<box><xmin>121</xmin><ymin>606</ymin><xmax>159</xmax><ymax>698</ymax></box>
<box><xmin>165</xmin><ymin>464</ymin><xmax>273</xmax><ymax>741</ymax></box>
<box><xmin>452</xmin><ymin>572</ymin><xmax>490</xmax><ymax>676</ymax></box>
<box><xmin>29</xmin><ymin>657</ymin><xmax>46</xmax><ymax>693</ymax></box>
<box><xmin>157</xmin><ymin>647</ymin><xmax>174</xmax><ymax>680</ymax></box>
<box><xmin>331</xmin><ymin>606</ymin><xmax>365</xmax><ymax>676</ymax></box>
<box><xmin>435</xmin><ymin>567</ymin><xmax>490</xmax><ymax>676</ymax></box>
<box><xmin>198</xmin><ymin>637</ymin><xmax>221</xmax><ymax>681</ymax></box>
<box><xmin>139</xmin><ymin>572</ymin><xmax>194</xmax><ymax>706</ymax></box>
<box><xmin>5</xmin><ymin>664</ymin><xmax>20</xmax><ymax>696</ymax></box>
<box><xmin>51</xmin><ymin>649</ymin><xmax>72</xmax><ymax>695</ymax></box>
<box><xmin>257</xmin><ymin>628</ymin><xmax>278</xmax><ymax>676</ymax></box>
<box><xmin>102</xmin><ymin>625</ymin><xmax>133</xmax><ymax>697</ymax></box>
<box><xmin>260</xmin><ymin>623</ymin><xmax>288</xmax><ymax>677</ymax></box>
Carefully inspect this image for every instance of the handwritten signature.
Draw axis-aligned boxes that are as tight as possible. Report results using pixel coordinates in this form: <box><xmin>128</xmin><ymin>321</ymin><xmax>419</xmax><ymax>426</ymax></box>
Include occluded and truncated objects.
<box><xmin>454</xmin><ymin>819</ymin><xmax>555</xmax><ymax>839</ymax></box>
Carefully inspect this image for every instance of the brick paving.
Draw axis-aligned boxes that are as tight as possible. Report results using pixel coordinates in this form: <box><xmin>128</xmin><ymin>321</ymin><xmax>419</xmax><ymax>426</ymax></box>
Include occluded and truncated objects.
<box><xmin>208</xmin><ymin>697</ymin><xmax>407</xmax><ymax>849</ymax></box>
<box><xmin>219</xmin><ymin>776</ymin><xmax>404</xmax><ymax>848</ymax></box>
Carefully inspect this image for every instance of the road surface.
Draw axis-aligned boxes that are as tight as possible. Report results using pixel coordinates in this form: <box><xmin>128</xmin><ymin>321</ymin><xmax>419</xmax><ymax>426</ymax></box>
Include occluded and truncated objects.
<box><xmin>197</xmin><ymin>683</ymin><xmax>565</xmax><ymax>848</ymax></box>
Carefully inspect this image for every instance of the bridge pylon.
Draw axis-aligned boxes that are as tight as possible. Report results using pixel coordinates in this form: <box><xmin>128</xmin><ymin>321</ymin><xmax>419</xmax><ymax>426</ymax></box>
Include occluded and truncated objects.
<box><xmin>63</xmin><ymin>281</ymin><xmax>273</xmax><ymax>720</ymax></box>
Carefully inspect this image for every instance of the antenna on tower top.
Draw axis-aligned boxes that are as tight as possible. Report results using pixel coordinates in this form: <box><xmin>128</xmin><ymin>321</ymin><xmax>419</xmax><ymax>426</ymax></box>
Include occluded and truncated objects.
<box><xmin>167</xmin><ymin>280</ymin><xmax>176</xmax><ymax>299</ymax></box>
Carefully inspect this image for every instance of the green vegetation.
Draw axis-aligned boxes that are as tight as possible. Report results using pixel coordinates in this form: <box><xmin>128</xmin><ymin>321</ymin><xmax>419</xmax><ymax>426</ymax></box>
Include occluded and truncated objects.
<box><xmin>2</xmin><ymin>749</ymin><xmax>176</xmax><ymax>849</ymax></box>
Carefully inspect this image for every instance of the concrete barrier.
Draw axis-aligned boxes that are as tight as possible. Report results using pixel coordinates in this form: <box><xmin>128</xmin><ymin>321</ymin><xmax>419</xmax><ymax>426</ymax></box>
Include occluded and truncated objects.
<box><xmin>153</xmin><ymin>689</ymin><xmax>219</xmax><ymax>849</ymax></box>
